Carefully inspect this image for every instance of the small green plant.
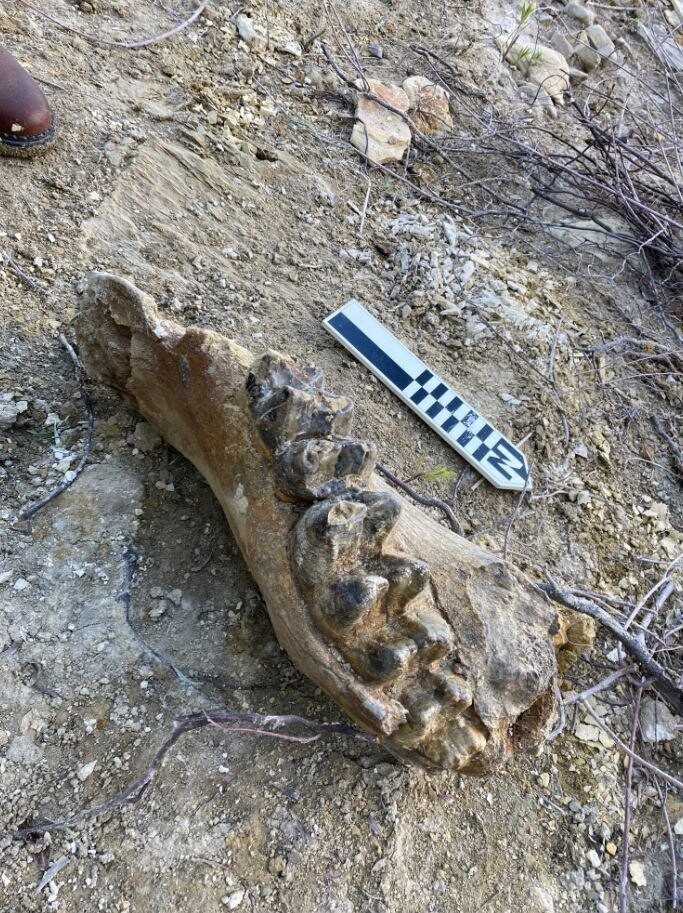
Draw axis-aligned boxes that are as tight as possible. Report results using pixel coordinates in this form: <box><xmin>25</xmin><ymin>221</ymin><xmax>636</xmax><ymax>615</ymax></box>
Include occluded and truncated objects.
<box><xmin>519</xmin><ymin>1</ymin><xmax>536</xmax><ymax>25</ymax></box>
<box><xmin>512</xmin><ymin>46</ymin><xmax>542</xmax><ymax>68</ymax></box>
<box><xmin>421</xmin><ymin>466</ymin><xmax>458</xmax><ymax>483</ymax></box>
<box><xmin>503</xmin><ymin>1</ymin><xmax>537</xmax><ymax>59</ymax></box>
<box><xmin>404</xmin><ymin>465</ymin><xmax>458</xmax><ymax>485</ymax></box>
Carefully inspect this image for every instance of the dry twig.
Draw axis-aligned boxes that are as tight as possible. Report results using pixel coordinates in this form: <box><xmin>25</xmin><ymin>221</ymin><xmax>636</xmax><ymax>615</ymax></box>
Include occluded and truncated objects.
<box><xmin>580</xmin><ymin>700</ymin><xmax>683</xmax><ymax>793</ymax></box>
<box><xmin>376</xmin><ymin>463</ymin><xmax>461</xmax><ymax>534</ymax></box>
<box><xmin>619</xmin><ymin>685</ymin><xmax>643</xmax><ymax>913</ymax></box>
<box><xmin>651</xmin><ymin>415</ymin><xmax>683</xmax><ymax>478</ymax></box>
<box><xmin>540</xmin><ymin>580</ymin><xmax>683</xmax><ymax>716</ymax></box>
<box><xmin>9</xmin><ymin>710</ymin><xmax>377</xmax><ymax>839</ymax></box>
<box><xmin>19</xmin><ymin>335</ymin><xmax>94</xmax><ymax>521</ymax></box>
<box><xmin>14</xmin><ymin>0</ymin><xmax>210</xmax><ymax>49</ymax></box>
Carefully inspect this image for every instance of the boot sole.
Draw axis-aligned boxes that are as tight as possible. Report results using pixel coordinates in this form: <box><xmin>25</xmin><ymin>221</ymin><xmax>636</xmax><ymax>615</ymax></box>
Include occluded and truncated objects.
<box><xmin>0</xmin><ymin>119</ymin><xmax>56</xmax><ymax>158</ymax></box>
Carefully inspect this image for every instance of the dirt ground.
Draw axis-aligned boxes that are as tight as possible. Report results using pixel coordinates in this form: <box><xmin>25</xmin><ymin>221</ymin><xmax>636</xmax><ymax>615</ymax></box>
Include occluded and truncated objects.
<box><xmin>1</xmin><ymin>0</ymin><xmax>681</xmax><ymax>911</ymax></box>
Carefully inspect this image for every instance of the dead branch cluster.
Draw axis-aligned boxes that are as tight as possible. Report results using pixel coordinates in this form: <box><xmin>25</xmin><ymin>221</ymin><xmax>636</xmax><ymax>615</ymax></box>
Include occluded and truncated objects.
<box><xmin>541</xmin><ymin>567</ymin><xmax>682</xmax><ymax>912</ymax></box>
<box><xmin>321</xmin><ymin>30</ymin><xmax>683</xmax><ymax>322</ymax></box>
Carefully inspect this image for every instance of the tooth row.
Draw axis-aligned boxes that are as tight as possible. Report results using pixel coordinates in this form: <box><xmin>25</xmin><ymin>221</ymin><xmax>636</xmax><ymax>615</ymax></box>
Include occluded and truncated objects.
<box><xmin>245</xmin><ymin>351</ymin><xmax>485</xmax><ymax>769</ymax></box>
<box><xmin>247</xmin><ymin>352</ymin><xmax>374</xmax><ymax>499</ymax></box>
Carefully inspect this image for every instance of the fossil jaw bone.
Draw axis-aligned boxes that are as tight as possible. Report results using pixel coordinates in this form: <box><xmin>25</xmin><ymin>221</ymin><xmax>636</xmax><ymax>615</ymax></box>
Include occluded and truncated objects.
<box><xmin>76</xmin><ymin>272</ymin><xmax>560</xmax><ymax>773</ymax></box>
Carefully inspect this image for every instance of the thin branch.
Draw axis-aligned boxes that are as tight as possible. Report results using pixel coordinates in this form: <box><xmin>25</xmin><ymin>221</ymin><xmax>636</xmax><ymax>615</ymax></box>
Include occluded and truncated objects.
<box><xmin>619</xmin><ymin>685</ymin><xmax>642</xmax><ymax>913</ymax></box>
<box><xmin>1</xmin><ymin>251</ymin><xmax>49</xmax><ymax>296</ymax></box>
<box><xmin>540</xmin><ymin>581</ymin><xmax>683</xmax><ymax>716</ymax></box>
<box><xmin>651</xmin><ymin>416</ymin><xmax>683</xmax><ymax>478</ymax></box>
<box><xmin>14</xmin><ymin>0</ymin><xmax>210</xmax><ymax>49</ymax></box>
<box><xmin>654</xmin><ymin>777</ymin><xmax>680</xmax><ymax>910</ymax></box>
<box><xmin>564</xmin><ymin>667</ymin><xmax>634</xmax><ymax>707</ymax></box>
<box><xmin>376</xmin><ymin>463</ymin><xmax>461</xmax><ymax>534</ymax></box>
<box><xmin>9</xmin><ymin>710</ymin><xmax>377</xmax><ymax>839</ymax></box>
<box><xmin>580</xmin><ymin>700</ymin><xmax>683</xmax><ymax>793</ymax></box>
<box><xmin>19</xmin><ymin>335</ymin><xmax>94</xmax><ymax>521</ymax></box>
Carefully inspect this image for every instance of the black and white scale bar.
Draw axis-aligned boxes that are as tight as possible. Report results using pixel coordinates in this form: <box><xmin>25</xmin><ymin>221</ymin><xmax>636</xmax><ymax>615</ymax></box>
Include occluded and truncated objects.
<box><xmin>323</xmin><ymin>299</ymin><xmax>530</xmax><ymax>491</ymax></box>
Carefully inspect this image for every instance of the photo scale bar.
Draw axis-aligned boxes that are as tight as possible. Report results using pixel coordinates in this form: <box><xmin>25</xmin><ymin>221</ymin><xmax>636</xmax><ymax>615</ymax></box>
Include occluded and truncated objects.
<box><xmin>323</xmin><ymin>299</ymin><xmax>530</xmax><ymax>492</ymax></box>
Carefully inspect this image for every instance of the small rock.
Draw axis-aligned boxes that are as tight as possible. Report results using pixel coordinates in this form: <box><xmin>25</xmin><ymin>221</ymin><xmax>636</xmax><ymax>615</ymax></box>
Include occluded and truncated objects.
<box><xmin>574</xmin><ymin>42</ymin><xmax>601</xmax><ymax>71</ymax></box>
<box><xmin>565</xmin><ymin>2</ymin><xmax>595</xmax><ymax>25</ymax></box>
<box><xmin>586</xmin><ymin>849</ymin><xmax>601</xmax><ymax>868</ymax></box>
<box><xmin>13</xmin><ymin>578</ymin><xmax>30</xmax><ymax>592</ymax></box>
<box><xmin>223</xmin><ymin>889</ymin><xmax>245</xmax><ymax>909</ymax></box>
<box><xmin>606</xmin><ymin>842</ymin><xmax>617</xmax><ymax>856</ymax></box>
<box><xmin>368</xmin><ymin>42</ymin><xmax>383</xmax><ymax>58</ymax></box>
<box><xmin>77</xmin><ymin>760</ymin><xmax>97</xmax><ymax>781</ymax></box>
<box><xmin>402</xmin><ymin>76</ymin><xmax>453</xmax><ymax>132</ymax></box>
<box><xmin>500</xmin><ymin>38</ymin><xmax>570</xmax><ymax>105</ymax></box>
<box><xmin>550</xmin><ymin>32</ymin><xmax>574</xmax><ymax>59</ymax></box>
<box><xmin>674</xmin><ymin>818</ymin><xmax>683</xmax><ymax>836</ymax></box>
<box><xmin>149</xmin><ymin>600</ymin><xmax>168</xmax><ymax>620</ymax></box>
<box><xmin>640</xmin><ymin>699</ymin><xmax>680</xmax><ymax>743</ymax></box>
<box><xmin>167</xmin><ymin>588</ymin><xmax>183</xmax><ymax>606</ymax></box>
<box><xmin>350</xmin><ymin>79</ymin><xmax>411</xmax><ymax>165</ymax></box>
<box><xmin>277</xmin><ymin>40</ymin><xmax>302</xmax><ymax>57</ymax></box>
<box><xmin>532</xmin><ymin>885</ymin><xmax>555</xmax><ymax>913</ymax></box>
<box><xmin>585</xmin><ymin>24</ymin><xmax>615</xmax><ymax>56</ymax></box>
<box><xmin>0</xmin><ymin>401</ymin><xmax>20</xmax><ymax>430</ymax></box>
<box><xmin>538</xmin><ymin>772</ymin><xmax>550</xmax><ymax>788</ymax></box>
<box><xmin>628</xmin><ymin>860</ymin><xmax>646</xmax><ymax>887</ymax></box>
<box><xmin>236</xmin><ymin>13</ymin><xmax>266</xmax><ymax>51</ymax></box>
<box><xmin>133</xmin><ymin>421</ymin><xmax>161</xmax><ymax>453</ymax></box>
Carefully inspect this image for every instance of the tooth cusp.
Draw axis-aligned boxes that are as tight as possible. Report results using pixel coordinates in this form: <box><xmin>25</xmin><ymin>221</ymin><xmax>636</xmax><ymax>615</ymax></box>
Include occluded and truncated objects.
<box><xmin>353</xmin><ymin>491</ymin><xmax>402</xmax><ymax>550</ymax></box>
<box><xmin>326</xmin><ymin>574</ymin><xmax>389</xmax><ymax>630</ymax></box>
<box><xmin>247</xmin><ymin>353</ymin><xmax>354</xmax><ymax>451</ymax></box>
<box><xmin>361</xmin><ymin>638</ymin><xmax>418</xmax><ymax>681</ymax></box>
<box><xmin>432</xmin><ymin>671</ymin><xmax>473</xmax><ymax>709</ymax></box>
<box><xmin>382</xmin><ymin>557</ymin><xmax>431</xmax><ymax>605</ymax></box>
<box><xmin>276</xmin><ymin>437</ymin><xmax>376</xmax><ymax>500</ymax></box>
<box><xmin>403</xmin><ymin>611</ymin><xmax>455</xmax><ymax>661</ymax></box>
<box><xmin>394</xmin><ymin>690</ymin><xmax>443</xmax><ymax>747</ymax></box>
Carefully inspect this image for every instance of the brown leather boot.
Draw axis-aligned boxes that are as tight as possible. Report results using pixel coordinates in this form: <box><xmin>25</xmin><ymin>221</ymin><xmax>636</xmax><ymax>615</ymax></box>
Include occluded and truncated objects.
<box><xmin>0</xmin><ymin>48</ymin><xmax>55</xmax><ymax>157</ymax></box>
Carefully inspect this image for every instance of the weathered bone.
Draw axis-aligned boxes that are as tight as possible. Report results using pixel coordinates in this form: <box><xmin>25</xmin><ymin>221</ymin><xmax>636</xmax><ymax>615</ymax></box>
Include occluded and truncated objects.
<box><xmin>76</xmin><ymin>272</ymin><xmax>561</xmax><ymax>773</ymax></box>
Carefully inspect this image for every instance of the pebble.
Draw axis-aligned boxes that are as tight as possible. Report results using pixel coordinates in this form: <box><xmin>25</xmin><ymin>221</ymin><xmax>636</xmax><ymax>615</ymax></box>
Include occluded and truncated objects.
<box><xmin>402</xmin><ymin>76</ymin><xmax>453</xmax><ymax>132</ymax></box>
<box><xmin>585</xmin><ymin>24</ymin><xmax>615</xmax><ymax>56</ymax></box>
<box><xmin>149</xmin><ymin>600</ymin><xmax>168</xmax><ymax>620</ymax></box>
<box><xmin>13</xmin><ymin>578</ymin><xmax>30</xmax><ymax>592</ymax></box>
<box><xmin>278</xmin><ymin>40</ymin><xmax>302</xmax><ymax>57</ymax></box>
<box><xmin>0</xmin><ymin>401</ymin><xmax>22</xmax><ymax>430</ymax></box>
<box><xmin>350</xmin><ymin>79</ymin><xmax>411</xmax><ymax>165</ymax></box>
<box><xmin>235</xmin><ymin>13</ymin><xmax>266</xmax><ymax>52</ymax></box>
<box><xmin>565</xmin><ymin>2</ymin><xmax>595</xmax><ymax>25</ymax></box>
<box><xmin>628</xmin><ymin>860</ymin><xmax>646</xmax><ymax>887</ymax></box>
<box><xmin>77</xmin><ymin>760</ymin><xmax>97</xmax><ymax>781</ymax></box>
<box><xmin>640</xmin><ymin>699</ymin><xmax>679</xmax><ymax>742</ymax></box>
<box><xmin>550</xmin><ymin>32</ymin><xmax>574</xmax><ymax>59</ymax></box>
<box><xmin>586</xmin><ymin>849</ymin><xmax>601</xmax><ymax>868</ymax></box>
<box><xmin>222</xmin><ymin>889</ymin><xmax>246</xmax><ymax>909</ymax></box>
<box><xmin>574</xmin><ymin>43</ymin><xmax>601</xmax><ymax>72</ymax></box>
